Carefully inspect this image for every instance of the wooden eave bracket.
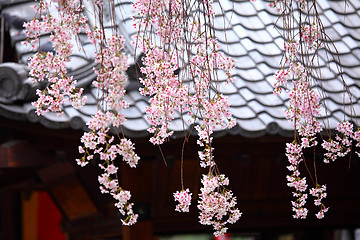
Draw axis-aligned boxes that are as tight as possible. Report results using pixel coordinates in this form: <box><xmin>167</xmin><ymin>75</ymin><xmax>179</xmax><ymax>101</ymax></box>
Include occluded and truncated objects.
<box><xmin>0</xmin><ymin>139</ymin><xmax>52</xmax><ymax>168</ymax></box>
<box><xmin>37</xmin><ymin>162</ymin><xmax>99</xmax><ymax>221</ymax></box>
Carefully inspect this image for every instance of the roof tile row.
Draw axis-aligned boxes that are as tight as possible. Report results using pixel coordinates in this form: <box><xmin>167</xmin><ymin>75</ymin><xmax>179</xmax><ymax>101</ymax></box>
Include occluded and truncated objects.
<box><xmin>0</xmin><ymin>0</ymin><xmax>359</xmax><ymax>138</ymax></box>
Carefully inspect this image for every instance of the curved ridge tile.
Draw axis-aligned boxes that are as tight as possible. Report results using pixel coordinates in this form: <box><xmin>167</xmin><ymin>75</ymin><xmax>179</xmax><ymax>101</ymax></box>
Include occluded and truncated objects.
<box><xmin>122</xmin><ymin>105</ymin><xmax>143</xmax><ymax>119</ymax></box>
<box><xmin>236</xmin><ymin>118</ymin><xmax>267</xmax><ymax>135</ymax></box>
<box><xmin>317</xmin><ymin>0</ymin><xmax>331</xmax><ymax>11</ymax></box>
<box><xmin>230</xmin><ymin>105</ymin><xmax>256</xmax><ymax>119</ymax></box>
<box><xmin>0</xmin><ymin>103</ymin><xmax>27</xmax><ymax>121</ymax></box>
<box><xmin>1</xmin><ymin>0</ymin><xmax>360</xmax><ymax>139</ymax></box>
<box><xmin>247</xmin><ymin>100</ymin><xmax>265</xmax><ymax>115</ymax></box>
<box><xmin>245</xmin><ymin>81</ymin><xmax>273</xmax><ymax>95</ymax></box>
<box><xmin>255</xmin><ymin>93</ymin><xmax>284</xmax><ymax>107</ymax></box>
<box><xmin>241</xmin><ymin>68</ymin><xmax>264</xmax><ymax>82</ymax></box>
<box><xmin>232</xmin><ymin>1</ymin><xmax>257</xmax><ymax>17</ymax></box>
<box><xmin>234</xmin><ymin>55</ymin><xmax>256</xmax><ymax>69</ymax></box>
<box><xmin>216</xmin><ymin>29</ymin><xmax>240</xmax><ymax>43</ymax></box>
<box><xmin>122</xmin><ymin>118</ymin><xmax>149</xmax><ymax>132</ymax></box>
<box><xmin>319</xmin><ymin>79</ymin><xmax>349</xmax><ymax>93</ymax></box>
<box><xmin>227</xmin><ymin>94</ymin><xmax>247</xmax><ymax>107</ymax></box>
<box><xmin>246</xmin><ymin>30</ymin><xmax>277</xmax><ymax>44</ymax></box>
<box><xmin>239</xmin><ymin>88</ymin><xmax>256</xmax><ymax>102</ymax></box>
<box><xmin>264</xmin><ymin>106</ymin><xmax>287</xmax><ymax>120</ymax></box>
<box><xmin>229</xmin><ymin>14</ymin><xmax>265</xmax><ymax>31</ymax></box>
<box><xmin>328</xmin><ymin>1</ymin><xmax>358</xmax><ymax>15</ymax></box>
<box><xmin>223</xmin><ymin>42</ymin><xmax>248</xmax><ymax>57</ymax></box>
<box><xmin>218</xmin><ymin>81</ymin><xmax>238</xmax><ymax>94</ymax></box>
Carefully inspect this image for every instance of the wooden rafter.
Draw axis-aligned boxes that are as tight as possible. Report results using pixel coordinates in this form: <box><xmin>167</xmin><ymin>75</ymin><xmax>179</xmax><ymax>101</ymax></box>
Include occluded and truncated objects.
<box><xmin>0</xmin><ymin>139</ymin><xmax>51</xmax><ymax>168</ymax></box>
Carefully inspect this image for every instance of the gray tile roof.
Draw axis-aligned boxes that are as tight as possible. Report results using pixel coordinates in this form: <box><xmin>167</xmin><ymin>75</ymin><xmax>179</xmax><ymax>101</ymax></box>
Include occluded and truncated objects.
<box><xmin>0</xmin><ymin>0</ymin><xmax>360</xmax><ymax>138</ymax></box>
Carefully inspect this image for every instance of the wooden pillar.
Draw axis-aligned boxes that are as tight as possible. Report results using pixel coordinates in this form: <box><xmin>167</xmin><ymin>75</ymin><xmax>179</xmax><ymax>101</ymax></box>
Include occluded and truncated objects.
<box><xmin>122</xmin><ymin>221</ymin><xmax>154</xmax><ymax>240</ymax></box>
<box><xmin>0</xmin><ymin>190</ymin><xmax>21</xmax><ymax>240</ymax></box>
<box><xmin>120</xmin><ymin>159</ymin><xmax>154</xmax><ymax>240</ymax></box>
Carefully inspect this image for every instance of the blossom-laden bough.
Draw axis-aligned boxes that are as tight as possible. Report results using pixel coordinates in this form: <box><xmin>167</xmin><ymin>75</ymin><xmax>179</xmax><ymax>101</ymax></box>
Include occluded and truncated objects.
<box><xmin>22</xmin><ymin>0</ymin><xmax>359</xmax><ymax>236</ymax></box>
<box><xmin>133</xmin><ymin>0</ymin><xmax>241</xmax><ymax>235</ymax></box>
<box><xmin>272</xmin><ymin>0</ymin><xmax>360</xmax><ymax>219</ymax></box>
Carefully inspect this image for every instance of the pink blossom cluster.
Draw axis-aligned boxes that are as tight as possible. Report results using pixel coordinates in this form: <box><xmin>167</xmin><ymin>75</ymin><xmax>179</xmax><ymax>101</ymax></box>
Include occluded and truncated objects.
<box><xmin>25</xmin><ymin>0</ymin><xmax>241</xmax><ymax>230</ymax></box>
<box><xmin>189</xmin><ymin>42</ymin><xmax>236</xmax><ymax>131</ymax></box>
<box><xmin>133</xmin><ymin>0</ymin><xmax>240</xmax><ymax>235</ymax></box>
<box><xmin>309</xmin><ymin>185</ymin><xmax>329</xmax><ymax>219</ymax></box>
<box><xmin>196</xmin><ymin>125</ymin><xmax>215</xmax><ymax>168</ymax></box>
<box><xmin>198</xmin><ymin>174</ymin><xmax>242</xmax><ymax>237</ymax></box>
<box><xmin>90</xmin><ymin>34</ymin><xmax>130</xmax><ymax>128</ymax></box>
<box><xmin>23</xmin><ymin>0</ymin><xmax>87</xmax><ymax>115</ymax></box>
<box><xmin>23</xmin><ymin>1</ymin><xmax>51</xmax><ymax>48</ymax></box>
<box><xmin>300</xmin><ymin>24</ymin><xmax>321</xmax><ymax>48</ymax></box>
<box><xmin>77</xmin><ymin>116</ymin><xmax>139</xmax><ymax>225</ymax></box>
<box><xmin>285</xmin><ymin>142</ymin><xmax>308</xmax><ymax>219</ymax></box>
<box><xmin>274</xmin><ymin>62</ymin><xmax>322</xmax><ymax>137</ymax></box>
<box><xmin>133</xmin><ymin>0</ymin><xmax>235</xmax><ymax>145</ymax></box>
<box><xmin>322</xmin><ymin>121</ymin><xmax>360</xmax><ymax>163</ymax></box>
<box><xmin>22</xmin><ymin>0</ymin><xmax>358</xmax><ymax>228</ymax></box>
<box><xmin>271</xmin><ymin>1</ymin><xmax>356</xmax><ymax>220</ymax></box>
<box><xmin>24</xmin><ymin>0</ymin><xmax>142</xmax><ymax>226</ymax></box>
<box><xmin>268</xmin><ymin>0</ymin><xmax>282</xmax><ymax>11</ymax></box>
<box><xmin>353</xmin><ymin>129</ymin><xmax>360</xmax><ymax>156</ymax></box>
<box><xmin>133</xmin><ymin>0</ymin><xmax>184</xmax><ymax>43</ymax></box>
<box><xmin>138</xmin><ymin>46</ymin><xmax>187</xmax><ymax>145</ymax></box>
<box><xmin>76</xmin><ymin>25</ymin><xmax>139</xmax><ymax>224</ymax></box>
<box><xmin>97</xmin><ymin>162</ymin><xmax>138</xmax><ymax>225</ymax></box>
<box><xmin>77</xmin><ymin>116</ymin><xmax>139</xmax><ymax>226</ymax></box>
<box><xmin>285</xmin><ymin>137</ymin><xmax>329</xmax><ymax>219</ymax></box>
<box><xmin>273</xmin><ymin>68</ymin><xmax>289</xmax><ymax>95</ymax></box>
<box><xmin>269</xmin><ymin>0</ymin><xmax>307</xmax><ymax>11</ymax></box>
<box><xmin>283</xmin><ymin>41</ymin><xmax>299</xmax><ymax>63</ymax></box>
<box><xmin>285</xmin><ymin>76</ymin><xmax>322</xmax><ymax>137</ymax></box>
<box><xmin>174</xmin><ymin>188</ymin><xmax>192</xmax><ymax>212</ymax></box>
<box><xmin>275</xmin><ymin>32</ymin><xmax>360</xmax><ymax>222</ymax></box>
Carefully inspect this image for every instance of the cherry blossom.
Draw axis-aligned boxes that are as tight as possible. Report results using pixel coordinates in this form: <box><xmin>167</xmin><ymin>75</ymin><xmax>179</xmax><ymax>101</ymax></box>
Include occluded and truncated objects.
<box><xmin>23</xmin><ymin>0</ymin><xmax>358</xmax><ymax>233</ymax></box>
<box><xmin>270</xmin><ymin>0</ymin><xmax>359</xmax><ymax>220</ymax></box>
<box><xmin>198</xmin><ymin>174</ymin><xmax>242</xmax><ymax>236</ymax></box>
<box><xmin>174</xmin><ymin>189</ymin><xmax>192</xmax><ymax>212</ymax></box>
<box><xmin>310</xmin><ymin>185</ymin><xmax>329</xmax><ymax>219</ymax></box>
<box><xmin>132</xmin><ymin>0</ymin><xmax>240</xmax><ymax>234</ymax></box>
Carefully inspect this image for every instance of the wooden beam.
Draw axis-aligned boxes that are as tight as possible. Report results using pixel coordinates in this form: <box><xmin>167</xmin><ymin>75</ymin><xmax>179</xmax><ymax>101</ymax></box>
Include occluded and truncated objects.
<box><xmin>122</xmin><ymin>221</ymin><xmax>154</xmax><ymax>240</ymax></box>
<box><xmin>37</xmin><ymin>162</ymin><xmax>98</xmax><ymax>221</ymax></box>
<box><xmin>0</xmin><ymin>140</ymin><xmax>51</xmax><ymax>167</ymax></box>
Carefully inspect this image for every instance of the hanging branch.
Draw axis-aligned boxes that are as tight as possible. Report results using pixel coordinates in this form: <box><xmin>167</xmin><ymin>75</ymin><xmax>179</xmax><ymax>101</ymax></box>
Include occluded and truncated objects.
<box><xmin>22</xmin><ymin>0</ymin><xmax>360</xmax><ymax>236</ymax></box>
